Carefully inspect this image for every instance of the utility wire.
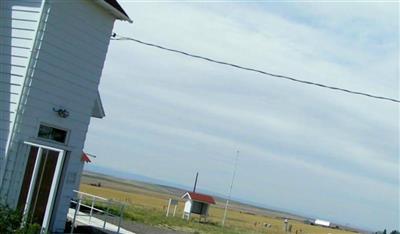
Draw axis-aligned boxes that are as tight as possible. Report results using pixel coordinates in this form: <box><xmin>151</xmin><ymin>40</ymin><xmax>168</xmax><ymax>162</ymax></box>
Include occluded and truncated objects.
<box><xmin>111</xmin><ymin>34</ymin><xmax>399</xmax><ymax>104</ymax></box>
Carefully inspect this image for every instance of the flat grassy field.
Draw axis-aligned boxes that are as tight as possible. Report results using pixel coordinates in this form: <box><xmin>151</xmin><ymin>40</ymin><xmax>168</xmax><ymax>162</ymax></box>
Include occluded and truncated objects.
<box><xmin>79</xmin><ymin>172</ymin><xmax>358</xmax><ymax>234</ymax></box>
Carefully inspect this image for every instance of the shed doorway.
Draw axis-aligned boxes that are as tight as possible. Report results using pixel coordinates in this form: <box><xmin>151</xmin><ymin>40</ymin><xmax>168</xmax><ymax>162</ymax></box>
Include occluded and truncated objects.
<box><xmin>17</xmin><ymin>141</ymin><xmax>65</xmax><ymax>232</ymax></box>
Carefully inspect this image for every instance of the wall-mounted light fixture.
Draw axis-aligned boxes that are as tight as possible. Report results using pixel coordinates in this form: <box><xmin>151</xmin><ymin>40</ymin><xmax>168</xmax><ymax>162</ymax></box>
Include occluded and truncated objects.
<box><xmin>53</xmin><ymin>108</ymin><xmax>69</xmax><ymax>118</ymax></box>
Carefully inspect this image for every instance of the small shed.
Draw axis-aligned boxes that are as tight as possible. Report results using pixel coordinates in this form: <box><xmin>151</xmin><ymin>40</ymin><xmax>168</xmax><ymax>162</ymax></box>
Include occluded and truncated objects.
<box><xmin>181</xmin><ymin>192</ymin><xmax>216</xmax><ymax>220</ymax></box>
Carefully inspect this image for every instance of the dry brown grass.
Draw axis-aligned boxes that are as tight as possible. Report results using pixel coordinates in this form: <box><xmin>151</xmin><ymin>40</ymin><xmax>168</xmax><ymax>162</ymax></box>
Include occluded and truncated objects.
<box><xmin>80</xmin><ymin>175</ymin><xmax>357</xmax><ymax>234</ymax></box>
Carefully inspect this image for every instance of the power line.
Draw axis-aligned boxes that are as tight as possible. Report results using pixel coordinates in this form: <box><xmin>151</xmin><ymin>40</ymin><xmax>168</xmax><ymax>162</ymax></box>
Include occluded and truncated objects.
<box><xmin>111</xmin><ymin>33</ymin><xmax>399</xmax><ymax>104</ymax></box>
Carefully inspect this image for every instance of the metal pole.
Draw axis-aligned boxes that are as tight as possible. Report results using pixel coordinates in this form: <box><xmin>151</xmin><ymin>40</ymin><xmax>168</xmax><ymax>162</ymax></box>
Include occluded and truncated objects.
<box><xmin>222</xmin><ymin>150</ymin><xmax>239</xmax><ymax>227</ymax></box>
<box><xmin>193</xmin><ymin>172</ymin><xmax>199</xmax><ymax>192</ymax></box>
<box><xmin>70</xmin><ymin>200</ymin><xmax>78</xmax><ymax>234</ymax></box>
<box><xmin>71</xmin><ymin>193</ymin><xmax>82</xmax><ymax>234</ymax></box>
<box><xmin>117</xmin><ymin>204</ymin><xmax>124</xmax><ymax>234</ymax></box>
<box><xmin>70</xmin><ymin>201</ymin><xmax>78</xmax><ymax>234</ymax></box>
<box><xmin>222</xmin><ymin>199</ymin><xmax>229</xmax><ymax>226</ymax></box>
<box><xmin>103</xmin><ymin>200</ymin><xmax>110</xmax><ymax>230</ymax></box>
<box><xmin>89</xmin><ymin>197</ymin><xmax>96</xmax><ymax>223</ymax></box>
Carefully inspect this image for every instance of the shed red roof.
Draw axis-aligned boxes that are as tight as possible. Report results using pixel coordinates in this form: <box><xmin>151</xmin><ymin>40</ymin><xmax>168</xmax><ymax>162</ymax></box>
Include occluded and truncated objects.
<box><xmin>182</xmin><ymin>192</ymin><xmax>216</xmax><ymax>204</ymax></box>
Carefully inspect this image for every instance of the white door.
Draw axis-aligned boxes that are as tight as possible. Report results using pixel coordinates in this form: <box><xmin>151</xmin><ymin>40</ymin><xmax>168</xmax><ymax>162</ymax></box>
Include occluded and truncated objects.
<box><xmin>18</xmin><ymin>141</ymin><xmax>65</xmax><ymax>232</ymax></box>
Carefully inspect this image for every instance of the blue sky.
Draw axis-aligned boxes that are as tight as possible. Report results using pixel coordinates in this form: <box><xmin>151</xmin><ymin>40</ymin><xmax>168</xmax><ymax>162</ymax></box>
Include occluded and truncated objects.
<box><xmin>84</xmin><ymin>2</ymin><xmax>399</xmax><ymax>231</ymax></box>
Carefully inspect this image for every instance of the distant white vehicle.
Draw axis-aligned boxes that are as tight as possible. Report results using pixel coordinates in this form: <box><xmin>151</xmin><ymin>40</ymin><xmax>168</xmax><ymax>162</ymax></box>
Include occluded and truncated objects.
<box><xmin>314</xmin><ymin>219</ymin><xmax>331</xmax><ymax>227</ymax></box>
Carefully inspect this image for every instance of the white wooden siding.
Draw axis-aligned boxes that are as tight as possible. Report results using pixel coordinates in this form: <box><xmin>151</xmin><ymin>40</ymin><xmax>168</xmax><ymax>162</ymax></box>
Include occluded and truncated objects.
<box><xmin>0</xmin><ymin>0</ymin><xmax>43</xmax><ymax>196</ymax></box>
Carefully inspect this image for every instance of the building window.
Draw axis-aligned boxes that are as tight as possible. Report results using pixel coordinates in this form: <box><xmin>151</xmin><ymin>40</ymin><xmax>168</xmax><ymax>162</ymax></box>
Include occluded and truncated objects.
<box><xmin>38</xmin><ymin>124</ymin><xmax>68</xmax><ymax>143</ymax></box>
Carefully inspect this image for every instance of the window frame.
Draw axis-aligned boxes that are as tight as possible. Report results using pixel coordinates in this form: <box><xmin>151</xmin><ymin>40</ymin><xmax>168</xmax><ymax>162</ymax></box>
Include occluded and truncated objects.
<box><xmin>37</xmin><ymin>123</ymin><xmax>69</xmax><ymax>145</ymax></box>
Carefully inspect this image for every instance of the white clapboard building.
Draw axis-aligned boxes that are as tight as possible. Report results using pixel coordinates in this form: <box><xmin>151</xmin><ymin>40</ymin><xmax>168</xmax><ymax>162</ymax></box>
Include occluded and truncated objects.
<box><xmin>0</xmin><ymin>0</ymin><xmax>131</xmax><ymax>232</ymax></box>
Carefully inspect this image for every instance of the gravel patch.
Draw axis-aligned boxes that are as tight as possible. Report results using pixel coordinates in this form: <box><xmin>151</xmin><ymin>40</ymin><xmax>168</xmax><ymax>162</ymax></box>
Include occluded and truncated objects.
<box><xmin>92</xmin><ymin>214</ymin><xmax>190</xmax><ymax>234</ymax></box>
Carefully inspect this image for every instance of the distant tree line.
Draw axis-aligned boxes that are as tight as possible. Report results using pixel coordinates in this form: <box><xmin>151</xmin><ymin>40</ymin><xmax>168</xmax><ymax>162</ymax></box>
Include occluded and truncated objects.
<box><xmin>375</xmin><ymin>229</ymin><xmax>399</xmax><ymax>234</ymax></box>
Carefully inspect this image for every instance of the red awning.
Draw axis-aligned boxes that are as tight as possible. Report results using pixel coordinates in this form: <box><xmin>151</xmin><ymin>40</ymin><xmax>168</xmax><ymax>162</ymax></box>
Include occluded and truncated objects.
<box><xmin>81</xmin><ymin>152</ymin><xmax>91</xmax><ymax>163</ymax></box>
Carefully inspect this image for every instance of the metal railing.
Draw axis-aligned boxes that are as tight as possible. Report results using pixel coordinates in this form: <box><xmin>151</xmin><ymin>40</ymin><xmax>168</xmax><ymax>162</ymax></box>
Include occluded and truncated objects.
<box><xmin>70</xmin><ymin>190</ymin><xmax>125</xmax><ymax>234</ymax></box>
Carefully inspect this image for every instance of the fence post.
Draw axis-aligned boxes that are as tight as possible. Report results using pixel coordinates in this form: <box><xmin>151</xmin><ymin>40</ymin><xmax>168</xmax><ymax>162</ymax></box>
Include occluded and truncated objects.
<box><xmin>173</xmin><ymin>205</ymin><xmax>177</xmax><ymax>217</ymax></box>
<box><xmin>166</xmin><ymin>199</ymin><xmax>171</xmax><ymax>217</ymax></box>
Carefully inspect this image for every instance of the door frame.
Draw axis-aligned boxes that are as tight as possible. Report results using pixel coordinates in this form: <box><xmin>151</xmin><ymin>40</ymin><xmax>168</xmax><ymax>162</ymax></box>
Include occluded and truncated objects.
<box><xmin>22</xmin><ymin>141</ymin><xmax>65</xmax><ymax>232</ymax></box>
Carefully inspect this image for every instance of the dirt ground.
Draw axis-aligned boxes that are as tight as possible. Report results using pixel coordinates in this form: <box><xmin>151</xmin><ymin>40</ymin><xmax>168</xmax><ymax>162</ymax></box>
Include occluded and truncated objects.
<box><xmin>90</xmin><ymin>213</ymin><xmax>189</xmax><ymax>234</ymax></box>
<box><xmin>119</xmin><ymin>222</ymin><xmax>188</xmax><ymax>234</ymax></box>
